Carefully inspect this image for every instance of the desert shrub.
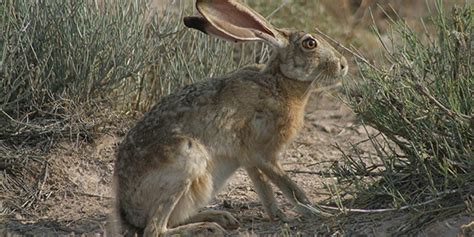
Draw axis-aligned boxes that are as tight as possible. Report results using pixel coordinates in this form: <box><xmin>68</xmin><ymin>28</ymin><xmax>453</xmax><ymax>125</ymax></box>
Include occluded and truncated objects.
<box><xmin>0</xmin><ymin>0</ymin><xmax>252</xmax><ymax>145</ymax></box>
<box><xmin>335</xmin><ymin>1</ymin><xmax>473</xmax><ymax>234</ymax></box>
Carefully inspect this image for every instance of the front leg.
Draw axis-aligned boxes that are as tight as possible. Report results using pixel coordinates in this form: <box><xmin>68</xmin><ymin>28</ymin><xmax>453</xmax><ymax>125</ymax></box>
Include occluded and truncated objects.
<box><xmin>256</xmin><ymin>160</ymin><xmax>326</xmax><ymax>217</ymax></box>
<box><xmin>246</xmin><ymin>167</ymin><xmax>286</xmax><ymax>221</ymax></box>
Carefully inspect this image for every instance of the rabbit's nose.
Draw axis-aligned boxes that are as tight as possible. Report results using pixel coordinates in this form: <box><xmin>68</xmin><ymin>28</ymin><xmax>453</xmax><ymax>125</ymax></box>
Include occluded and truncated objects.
<box><xmin>340</xmin><ymin>56</ymin><xmax>348</xmax><ymax>76</ymax></box>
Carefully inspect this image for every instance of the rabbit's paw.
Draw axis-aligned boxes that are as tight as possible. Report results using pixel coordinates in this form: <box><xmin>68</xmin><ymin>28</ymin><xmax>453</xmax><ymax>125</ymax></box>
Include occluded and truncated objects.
<box><xmin>268</xmin><ymin>205</ymin><xmax>288</xmax><ymax>222</ymax></box>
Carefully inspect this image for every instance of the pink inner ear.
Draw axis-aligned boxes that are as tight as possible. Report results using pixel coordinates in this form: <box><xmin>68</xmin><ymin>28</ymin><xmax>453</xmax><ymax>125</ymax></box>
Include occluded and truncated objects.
<box><xmin>196</xmin><ymin>0</ymin><xmax>275</xmax><ymax>39</ymax></box>
<box><xmin>208</xmin><ymin>1</ymin><xmax>275</xmax><ymax>37</ymax></box>
<box><xmin>204</xmin><ymin>24</ymin><xmax>242</xmax><ymax>42</ymax></box>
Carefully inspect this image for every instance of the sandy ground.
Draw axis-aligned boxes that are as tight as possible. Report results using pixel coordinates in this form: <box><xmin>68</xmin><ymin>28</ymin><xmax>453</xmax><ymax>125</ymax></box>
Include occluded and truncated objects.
<box><xmin>1</xmin><ymin>93</ymin><xmax>472</xmax><ymax>236</ymax></box>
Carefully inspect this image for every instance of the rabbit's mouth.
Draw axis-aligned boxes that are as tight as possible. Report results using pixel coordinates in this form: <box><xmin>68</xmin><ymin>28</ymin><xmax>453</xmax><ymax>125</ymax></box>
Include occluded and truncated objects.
<box><xmin>319</xmin><ymin>55</ymin><xmax>348</xmax><ymax>80</ymax></box>
<box><xmin>321</xmin><ymin>55</ymin><xmax>348</xmax><ymax>78</ymax></box>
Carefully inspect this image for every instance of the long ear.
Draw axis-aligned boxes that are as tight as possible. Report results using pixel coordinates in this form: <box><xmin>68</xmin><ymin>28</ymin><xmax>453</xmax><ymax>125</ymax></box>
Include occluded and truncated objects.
<box><xmin>183</xmin><ymin>0</ymin><xmax>287</xmax><ymax>48</ymax></box>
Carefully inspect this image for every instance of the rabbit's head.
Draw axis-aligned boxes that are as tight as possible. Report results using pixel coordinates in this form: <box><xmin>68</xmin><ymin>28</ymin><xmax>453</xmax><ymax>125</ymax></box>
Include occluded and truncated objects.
<box><xmin>184</xmin><ymin>0</ymin><xmax>348</xmax><ymax>85</ymax></box>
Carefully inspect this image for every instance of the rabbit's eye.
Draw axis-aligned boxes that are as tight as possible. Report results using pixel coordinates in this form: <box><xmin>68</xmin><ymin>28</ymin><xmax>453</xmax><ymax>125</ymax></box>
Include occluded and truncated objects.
<box><xmin>302</xmin><ymin>38</ymin><xmax>318</xmax><ymax>49</ymax></box>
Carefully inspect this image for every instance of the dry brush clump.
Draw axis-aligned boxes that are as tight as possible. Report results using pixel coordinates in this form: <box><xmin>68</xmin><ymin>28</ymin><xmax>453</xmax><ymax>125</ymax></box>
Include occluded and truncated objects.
<box><xmin>332</xmin><ymin>1</ymin><xmax>472</xmax><ymax>234</ymax></box>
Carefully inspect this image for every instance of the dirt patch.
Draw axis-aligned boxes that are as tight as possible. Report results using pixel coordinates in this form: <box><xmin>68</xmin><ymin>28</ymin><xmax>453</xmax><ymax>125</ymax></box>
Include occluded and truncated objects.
<box><xmin>1</xmin><ymin>93</ymin><xmax>470</xmax><ymax>236</ymax></box>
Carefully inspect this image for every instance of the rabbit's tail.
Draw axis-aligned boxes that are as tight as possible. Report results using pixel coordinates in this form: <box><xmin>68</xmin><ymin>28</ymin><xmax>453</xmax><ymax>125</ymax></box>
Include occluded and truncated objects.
<box><xmin>107</xmin><ymin>176</ymin><xmax>144</xmax><ymax>236</ymax></box>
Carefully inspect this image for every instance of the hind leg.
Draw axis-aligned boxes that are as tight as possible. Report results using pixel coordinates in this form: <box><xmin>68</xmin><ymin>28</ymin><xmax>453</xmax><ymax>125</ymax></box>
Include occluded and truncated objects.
<box><xmin>143</xmin><ymin>184</ymin><xmax>187</xmax><ymax>236</ymax></box>
<box><xmin>127</xmin><ymin>136</ymin><xmax>224</xmax><ymax>236</ymax></box>
<box><xmin>143</xmin><ymin>183</ymin><xmax>226</xmax><ymax>237</ymax></box>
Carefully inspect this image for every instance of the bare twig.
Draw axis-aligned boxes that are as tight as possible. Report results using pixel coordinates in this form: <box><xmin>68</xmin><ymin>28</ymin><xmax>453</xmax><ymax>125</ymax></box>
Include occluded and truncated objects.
<box><xmin>319</xmin><ymin>189</ymin><xmax>464</xmax><ymax>213</ymax></box>
<box><xmin>286</xmin><ymin>169</ymin><xmax>385</xmax><ymax>177</ymax></box>
<box><xmin>415</xmin><ymin>83</ymin><xmax>471</xmax><ymax>123</ymax></box>
<box><xmin>36</xmin><ymin>161</ymin><xmax>49</xmax><ymax>200</ymax></box>
<box><xmin>266</xmin><ymin>0</ymin><xmax>291</xmax><ymax>19</ymax></box>
<box><xmin>1</xmin><ymin>110</ymin><xmax>43</xmax><ymax>130</ymax></box>
<box><xmin>318</xmin><ymin>200</ymin><xmax>434</xmax><ymax>213</ymax></box>
<box><xmin>75</xmin><ymin>192</ymin><xmax>113</xmax><ymax>199</ymax></box>
<box><xmin>295</xmin><ymin>197</ymin><xmax>334</xmax><ymax>218</ymax></box>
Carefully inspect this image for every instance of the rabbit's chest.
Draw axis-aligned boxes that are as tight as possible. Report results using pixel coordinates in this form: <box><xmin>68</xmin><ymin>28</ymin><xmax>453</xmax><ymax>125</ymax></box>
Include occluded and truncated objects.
<box><xmin>250</xmin><ymin>100</ymin><xmax>306</xmax><ymax>147</ymax></box>
<box><xmin>277</xmin><ymin>107</ymin><xmax>306</xmax><ymax>143</ymax></box>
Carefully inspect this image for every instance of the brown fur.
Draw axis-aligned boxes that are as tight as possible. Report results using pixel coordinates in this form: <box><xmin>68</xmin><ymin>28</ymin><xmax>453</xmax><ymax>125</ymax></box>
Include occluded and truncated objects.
<box><xmin>114</xmin><ymin>1</ymin><xmax>348</xmax><ymax>236</ymax></box>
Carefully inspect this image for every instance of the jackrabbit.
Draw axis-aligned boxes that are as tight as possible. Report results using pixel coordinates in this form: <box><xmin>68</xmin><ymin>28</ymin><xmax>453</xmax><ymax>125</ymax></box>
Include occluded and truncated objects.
<box><xmin>114</xmin><ymin>0</ymin><xmax>348</xmax><ymax>236</ymax></box>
